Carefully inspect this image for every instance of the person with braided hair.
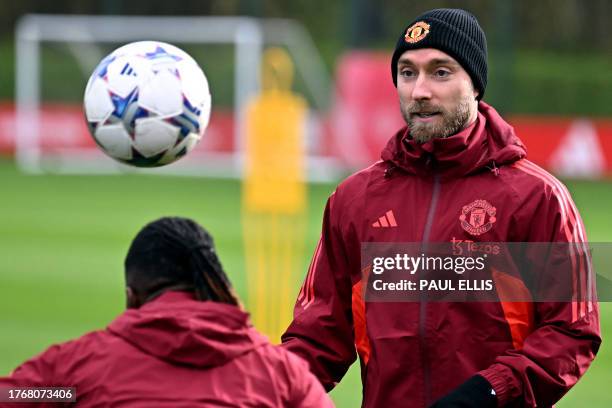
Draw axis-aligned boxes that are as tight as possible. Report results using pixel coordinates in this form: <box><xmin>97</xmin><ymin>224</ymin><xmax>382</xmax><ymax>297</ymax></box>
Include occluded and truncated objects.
<box><xmin>1</xmin><ymin>217</ymin><xmax>333</xmax><ymax>407</ymax></box>
<box><xmin>123</xmin><ymin>216</ymin><xmax>242</xmax><ymax>309</ymax></box>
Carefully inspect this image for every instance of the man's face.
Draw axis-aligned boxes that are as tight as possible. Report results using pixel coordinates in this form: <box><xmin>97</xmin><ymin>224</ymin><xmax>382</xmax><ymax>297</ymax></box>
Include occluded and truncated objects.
<box><xmin>396</xmin><ymin>48</ymin><xmax>478</xmax><ymax>143</ymax></box>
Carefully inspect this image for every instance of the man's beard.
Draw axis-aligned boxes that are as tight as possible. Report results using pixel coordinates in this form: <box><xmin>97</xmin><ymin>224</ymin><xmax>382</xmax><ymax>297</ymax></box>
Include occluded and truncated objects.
<box><xmin>401</xmin><ymin>95</ymin><xmax>473</xmax><ymax>143</ymax></box>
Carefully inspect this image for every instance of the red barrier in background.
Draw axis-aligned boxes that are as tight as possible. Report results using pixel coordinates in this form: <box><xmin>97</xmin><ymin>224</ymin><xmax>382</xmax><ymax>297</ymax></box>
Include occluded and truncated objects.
<box><xmin>0</xmin><ymin>102</ymin><xmax>18</xmax><ymax>153</ymax></box>
<box><xmin>0</xmin><ymin>102</ymin><xmax>235</xmax><ymax>156</ymax></box>
<box><xmin>1</xmin><ymin>51</ymin><xmax>611</xmax><ymax>177</ymax></box>
<box><xmin>2</xmin><ymin>101</ymin><xmax>612</xmax><ymax>178</ymax></box>
<box><xmin>327</xmin><ymin>52</ymin><xmax>405</xmax><ymax>168</ymax></box>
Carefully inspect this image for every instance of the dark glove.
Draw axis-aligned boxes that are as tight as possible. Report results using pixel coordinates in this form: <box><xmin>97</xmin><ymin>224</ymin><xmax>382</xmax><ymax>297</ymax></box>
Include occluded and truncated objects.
<box><xmin>428</xmin><ymin>375</ymin><xmax>497</xmax><ymax>408</ymax></box>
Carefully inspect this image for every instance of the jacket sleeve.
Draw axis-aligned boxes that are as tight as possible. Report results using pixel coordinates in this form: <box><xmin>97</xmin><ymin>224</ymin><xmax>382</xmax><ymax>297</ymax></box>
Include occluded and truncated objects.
<box><xmin>479</xmin><ymin>182</ymin><xmax>601</xmax><ymax>407</ymax></box>
<box><xmin>281</xmin><ymin>192</ymin><xmax>357</xmax><ymax>391</ymax></box>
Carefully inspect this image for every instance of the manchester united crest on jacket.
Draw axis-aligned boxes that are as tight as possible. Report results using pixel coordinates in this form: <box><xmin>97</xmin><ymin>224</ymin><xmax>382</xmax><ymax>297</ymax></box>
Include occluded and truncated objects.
<box><xmin>460</xmin><ymin>199</ymin><xmax>497</xmax><ymax>236</ymax></box>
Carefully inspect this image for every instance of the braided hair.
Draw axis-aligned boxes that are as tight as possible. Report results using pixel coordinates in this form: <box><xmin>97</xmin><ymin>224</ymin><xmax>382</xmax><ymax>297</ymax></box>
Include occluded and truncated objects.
<box><xmin>125</xmin><ymin>217</ymin><xmax>239</xmax><ymax>306</ymax></box>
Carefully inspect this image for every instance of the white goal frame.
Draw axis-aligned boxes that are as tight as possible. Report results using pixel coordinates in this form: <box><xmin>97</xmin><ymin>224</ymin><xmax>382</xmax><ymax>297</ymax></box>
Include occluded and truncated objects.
<box><xmin>15</xmin><ymin>14</ymin><xmax>341</xmax><ymax>181</ymax></box>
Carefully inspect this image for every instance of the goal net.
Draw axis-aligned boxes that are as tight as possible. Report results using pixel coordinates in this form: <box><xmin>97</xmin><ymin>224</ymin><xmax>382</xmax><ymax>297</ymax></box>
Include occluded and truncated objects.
<box><xmin>14</xmin><ymin>14</ymin><xmax>341</xmax><ymax>181</ymax></box>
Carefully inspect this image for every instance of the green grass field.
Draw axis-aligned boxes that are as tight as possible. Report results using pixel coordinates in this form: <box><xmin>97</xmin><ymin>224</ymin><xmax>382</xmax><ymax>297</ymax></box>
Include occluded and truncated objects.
<box><xmin>0</xmin><ymin>159</ymin><xmax>609</xmax><ymax>407</ymax></box>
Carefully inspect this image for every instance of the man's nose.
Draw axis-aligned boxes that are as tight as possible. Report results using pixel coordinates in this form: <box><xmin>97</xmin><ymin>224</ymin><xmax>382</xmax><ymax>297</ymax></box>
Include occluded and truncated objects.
<box><xmin>411</xmin><ymin>74</ymin><xmax>432</xmax><ymax>100</ymax></box>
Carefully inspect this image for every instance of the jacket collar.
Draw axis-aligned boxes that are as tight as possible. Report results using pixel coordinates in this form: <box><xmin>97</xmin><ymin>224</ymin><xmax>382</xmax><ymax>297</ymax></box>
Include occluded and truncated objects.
<box><xmin>381</xmin><ymin>101</ymin><xmax>527</xmax><ymax>179</ymax></box>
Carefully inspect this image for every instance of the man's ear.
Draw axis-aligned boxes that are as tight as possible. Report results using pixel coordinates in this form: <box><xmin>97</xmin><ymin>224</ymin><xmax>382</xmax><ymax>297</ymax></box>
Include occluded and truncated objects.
<box><xmin>126</xmin><ymin>286</ymin><xmax>142</xmax><ymax>309</ymax></box>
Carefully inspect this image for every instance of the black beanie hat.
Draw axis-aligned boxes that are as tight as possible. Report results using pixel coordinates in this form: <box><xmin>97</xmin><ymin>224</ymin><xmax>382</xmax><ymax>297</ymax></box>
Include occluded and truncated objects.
<box><xmin>391</xmin><ymin>8</ymin><xmax>488</xmax><ymax>100</ymax></box>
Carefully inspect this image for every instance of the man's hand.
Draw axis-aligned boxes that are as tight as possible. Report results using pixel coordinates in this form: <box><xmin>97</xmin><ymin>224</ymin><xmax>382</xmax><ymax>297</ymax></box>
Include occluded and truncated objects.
<box><xmin>429</xmin><ymin>375</ymin><xmax>497</xmax><ymax>408</ymax></box>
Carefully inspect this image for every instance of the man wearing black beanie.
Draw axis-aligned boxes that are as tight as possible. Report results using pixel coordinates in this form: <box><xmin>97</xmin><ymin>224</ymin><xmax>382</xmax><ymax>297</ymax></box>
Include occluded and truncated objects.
<box><xmin>390</xmin><ymin>8</ymin><xmax>487</xmax><ymax>144</ymax></box>
<box><xmin>283</xmin><ymin>8</ymin><xmax>600</xmax><ymax>408</ymax></box>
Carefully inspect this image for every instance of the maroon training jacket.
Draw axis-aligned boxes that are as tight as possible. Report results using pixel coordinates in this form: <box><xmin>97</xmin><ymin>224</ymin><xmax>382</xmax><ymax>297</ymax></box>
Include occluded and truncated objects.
<box><xmin>282</xmin><ymin>102</ymin><xmax>601</xmax><ymax>407</ymax></box>
<box><xmin>1</xmin><ymin>291</ymin><xmax>333</xmax><ymax>407</ymax></box>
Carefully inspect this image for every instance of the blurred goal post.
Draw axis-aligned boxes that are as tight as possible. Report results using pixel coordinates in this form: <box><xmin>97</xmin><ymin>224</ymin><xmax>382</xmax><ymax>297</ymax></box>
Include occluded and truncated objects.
<box><xmin>14</xmin><ymin>14</ymin><xmax>341</xmax><ymax>181</ymax></box>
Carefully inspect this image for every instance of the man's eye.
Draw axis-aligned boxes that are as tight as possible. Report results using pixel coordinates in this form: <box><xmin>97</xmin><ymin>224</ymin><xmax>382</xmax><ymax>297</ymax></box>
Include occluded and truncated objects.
<box><xmin>400</xmin><ymin>69</ymin><xmax>415</xmax><ymax>77</ymax></box>
<box><xmin>434</xmin><ymin>69</ymin><xmax>450</xmax><ymax>78</ymax></box>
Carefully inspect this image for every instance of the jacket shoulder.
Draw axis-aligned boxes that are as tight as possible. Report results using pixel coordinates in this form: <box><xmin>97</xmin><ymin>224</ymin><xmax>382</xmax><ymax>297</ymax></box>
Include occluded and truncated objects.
<box><xmin>49</xmin><ymin>329</ymin><xmax>127</xmax><ymax>371</ymax></box>
<box><xmin>6</xmin><ymin>329</ymin><xmax>117</xmax><ymax>385</ymax></box>
<box><xmin>504</xmin><ymin>159</ymin><xmax>572</xmax><ymax>199</ymax></box>
<box><xmin>339</xmin><ymin>160</ymin><xmax>387</xmax><ymax>187</ymax></box>
<box><xmin>333</xmin><ymin>160</ymin><xmax>388</xmax><ymax>206</ymax></box>
<box><xmin>254</xmin><ymin>342</ymin><xmax>310</xmax><ymax>369</ymax></box>
<box><xmin>254</xmin><ymin>345</ymin><xmax>332</xmax><ymax>406</ymax></box>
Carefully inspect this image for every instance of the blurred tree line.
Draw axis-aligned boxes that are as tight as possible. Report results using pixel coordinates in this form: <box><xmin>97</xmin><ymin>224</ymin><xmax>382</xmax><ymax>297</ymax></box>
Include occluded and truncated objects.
<box><xmin>0</xmin><ymin>0</ymin><xmax>611</xmax><ymax>115</ymax></box>
<box><xmin>2</xmin><ymin>0</ymin><xmax>612</xmax><ymax>51</ymax></box>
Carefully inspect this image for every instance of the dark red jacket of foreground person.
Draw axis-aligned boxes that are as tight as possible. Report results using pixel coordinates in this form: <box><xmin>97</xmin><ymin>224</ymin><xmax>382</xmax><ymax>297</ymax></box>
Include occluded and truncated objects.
<box><xmin>2</xmin><ymin>291</ymin><xmax>333</xmax><ymax>407</ymax></box>
<box><xmin>282</xmin><ymin>102</ymin><xmax>601</xmax><ymax>407</ymax></box>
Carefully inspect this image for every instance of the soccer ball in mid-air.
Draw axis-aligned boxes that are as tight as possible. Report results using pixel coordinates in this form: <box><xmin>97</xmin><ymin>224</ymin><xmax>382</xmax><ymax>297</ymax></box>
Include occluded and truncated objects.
<box><xmin>83</xmin><ymin>41</ymin><xmax>211</xmax><ymax>167</ymax></box>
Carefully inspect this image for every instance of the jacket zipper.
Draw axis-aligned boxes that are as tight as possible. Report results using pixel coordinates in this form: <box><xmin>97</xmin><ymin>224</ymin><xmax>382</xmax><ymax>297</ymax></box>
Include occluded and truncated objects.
<box><xmin>419</xmin><ymin>174</ymin><xmax>441</xmax><ymax>406</ymax></box>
